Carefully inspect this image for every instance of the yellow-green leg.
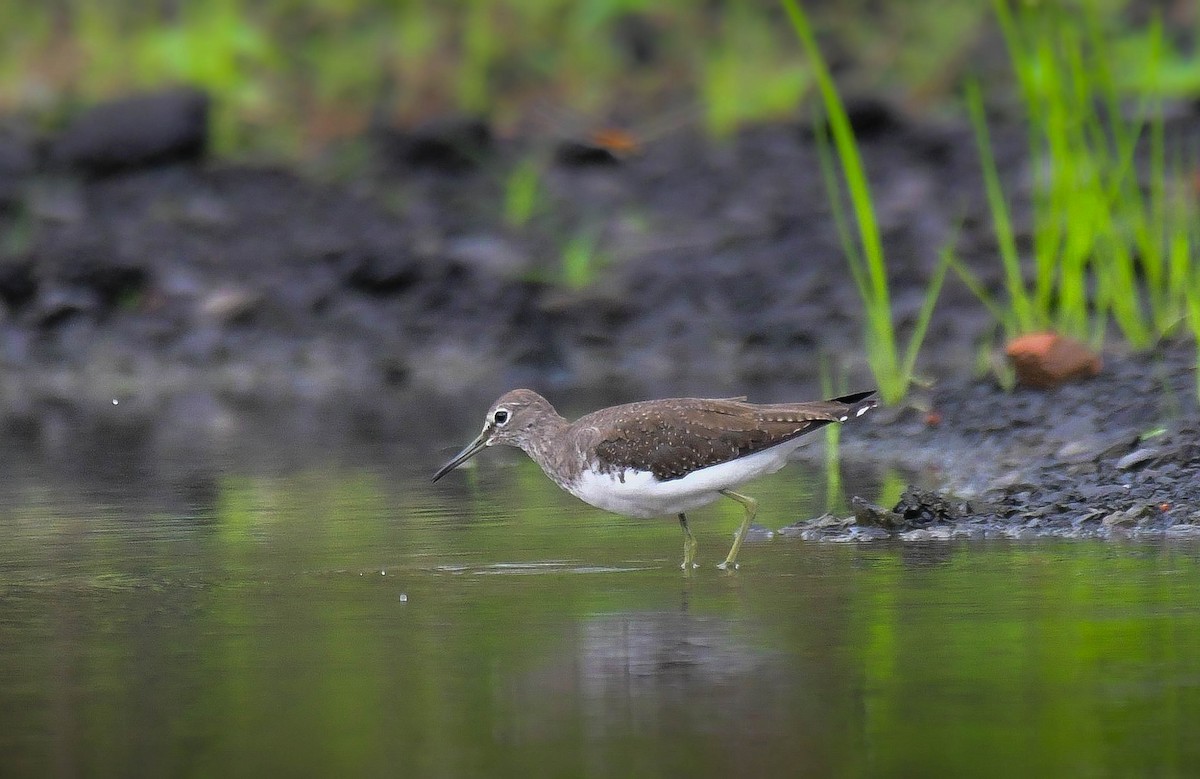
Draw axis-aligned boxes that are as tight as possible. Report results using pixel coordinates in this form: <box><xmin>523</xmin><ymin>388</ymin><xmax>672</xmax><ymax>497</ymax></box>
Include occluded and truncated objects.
<box><xmin>678</xmin><ymin>513</ymin><xmax>698</xmax><ymax>570</ymax></box>
<box><xmin>717</xmin><ymin>489</ymin><xmax>758</xmax><ymax>570</ymax></box>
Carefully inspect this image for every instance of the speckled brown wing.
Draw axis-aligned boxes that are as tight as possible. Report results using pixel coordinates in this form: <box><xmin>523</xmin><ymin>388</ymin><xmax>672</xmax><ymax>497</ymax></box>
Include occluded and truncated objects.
<box><xmin>589</xmin><ymin>391</ymin><xmax>875</xmax><ymax>482</ymax></box>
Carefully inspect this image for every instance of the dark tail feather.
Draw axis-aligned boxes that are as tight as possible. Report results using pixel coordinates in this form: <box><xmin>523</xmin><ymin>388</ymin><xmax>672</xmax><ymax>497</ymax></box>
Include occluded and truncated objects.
<box><xmin>831</xmin><ymin>390</ymin><xmax>878</xmax><ymax>421</ymax></box>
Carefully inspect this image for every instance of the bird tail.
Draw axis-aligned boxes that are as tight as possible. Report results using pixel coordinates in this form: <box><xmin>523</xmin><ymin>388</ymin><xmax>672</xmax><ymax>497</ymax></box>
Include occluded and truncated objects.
<box><xmin>831</xmin><ymin>390</ymin><xmax>878</xmax><ymax>421</ymax></box>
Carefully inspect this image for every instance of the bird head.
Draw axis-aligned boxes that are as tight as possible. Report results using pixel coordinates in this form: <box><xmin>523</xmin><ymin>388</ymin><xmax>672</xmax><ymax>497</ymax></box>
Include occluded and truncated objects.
<box><xmin>432</xmin><ymin>389</ymin><xmax>556</xmax><ymax>481</ymax></box>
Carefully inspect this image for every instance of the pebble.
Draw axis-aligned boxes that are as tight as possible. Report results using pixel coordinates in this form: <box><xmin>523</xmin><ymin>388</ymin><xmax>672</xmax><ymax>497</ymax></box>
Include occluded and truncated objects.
<box><xmin>1101</xmin><ymin>507</ymin><xmax>1143</xmax><ymax>529</ymax></box>
<box><xmin>1116</xmin><ymin>448</ymin><xmax>1159</xmax><ymax>470</ymax></box>
<box><xmin>200</xmin><ymin>286</ymin><xmax>262</xmax><ymax>324</ymax></box>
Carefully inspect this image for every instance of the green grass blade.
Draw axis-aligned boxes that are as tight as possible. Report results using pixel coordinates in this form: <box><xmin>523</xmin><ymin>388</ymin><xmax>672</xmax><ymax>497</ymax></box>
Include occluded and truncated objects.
<box><xmin>965</xmin><ymin>78</ymin><xmax>1034</xmax><ymax>336</ymax></box>
<box><xmin>783</xmin><ymin>0</ymin><xmax>901</xmax><ymax>400</ymax></box>
<box><xmin>900</xmin><ymin>243</ymin><xmax>953</xmax><ymax>382</ymax></box>
<box><xmin>945</xmin><ymin>255</ymin><xmax>1012</xmax><ymax>330</ymax></box>
<box><xmin>814</xmin><ymin>118</ymin><xmax>869</xmax><ymax>297</ymax></box>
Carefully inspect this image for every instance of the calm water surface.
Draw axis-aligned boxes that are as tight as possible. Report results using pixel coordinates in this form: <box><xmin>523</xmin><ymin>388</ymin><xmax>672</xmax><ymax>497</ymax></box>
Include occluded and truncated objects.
<box><xmin>1</xmin><ymin>444</ymin><xmax>1198</xmax><ymax>777</ymax></box>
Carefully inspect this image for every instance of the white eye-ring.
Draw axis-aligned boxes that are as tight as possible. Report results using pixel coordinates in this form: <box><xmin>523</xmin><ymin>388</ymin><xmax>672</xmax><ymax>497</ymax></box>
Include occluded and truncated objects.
<box><xmin>492</xmin><ymin>408</ymin><xmax>510</xmax><ymax>426</ymax></box>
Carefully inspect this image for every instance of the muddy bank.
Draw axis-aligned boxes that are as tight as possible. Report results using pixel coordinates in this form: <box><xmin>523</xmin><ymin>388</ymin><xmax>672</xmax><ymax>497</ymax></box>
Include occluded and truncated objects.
<box><xmin>800</xmin><ymin>340</ymin><xmax>1200</xmax><ymax>540</ymax></box>
<box><xmin>1</xmin><ymin>91</ymin><xmax>1014</xmax><ymax>412</ymax></box>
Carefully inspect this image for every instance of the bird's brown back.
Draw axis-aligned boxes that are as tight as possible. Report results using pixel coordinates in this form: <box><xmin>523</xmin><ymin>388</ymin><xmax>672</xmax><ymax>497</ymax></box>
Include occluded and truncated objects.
<box><xmin>582</xmin><ymin>392</ymin><xmax>874</xmax><ymax>481</ymax></box>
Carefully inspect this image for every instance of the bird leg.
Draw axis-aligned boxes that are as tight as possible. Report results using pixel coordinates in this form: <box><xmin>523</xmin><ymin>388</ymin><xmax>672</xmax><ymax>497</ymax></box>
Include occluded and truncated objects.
<box><xmin>678</xmin><ymin>513</ymin><xmax>698</xmax><ymax>569</ymax></box>
<box><xmin>717</xmin><ymin>490</ymin><xmax>758</xmax><ymax>570</ymax></box>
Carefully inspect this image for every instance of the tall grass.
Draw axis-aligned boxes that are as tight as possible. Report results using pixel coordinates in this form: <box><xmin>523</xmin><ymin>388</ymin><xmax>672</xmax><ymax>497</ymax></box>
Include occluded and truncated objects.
<box><xmin>963</xmin><ymin>0</ymin><xmax>1198</xmax><ymax>352</ymax></box>
<box><xmin>784</xmin><ymin>0</ymin><xmax>949</xmax><ymax>405</ymax></box>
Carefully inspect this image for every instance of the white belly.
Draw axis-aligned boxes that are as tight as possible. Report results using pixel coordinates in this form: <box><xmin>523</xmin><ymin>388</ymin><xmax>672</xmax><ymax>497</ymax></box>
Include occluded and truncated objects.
<box><xmin>565</xmin><ymin>439</ymin><xmax>809</xmax><ymax>518</ymax></box>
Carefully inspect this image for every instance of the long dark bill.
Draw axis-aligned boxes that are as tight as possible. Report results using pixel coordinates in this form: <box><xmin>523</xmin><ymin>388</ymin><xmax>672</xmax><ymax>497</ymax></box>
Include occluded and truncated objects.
<box><xmin>432</xmin><ymin>431</ymin><xmax>490</xmax><ymax>482</ymax></box>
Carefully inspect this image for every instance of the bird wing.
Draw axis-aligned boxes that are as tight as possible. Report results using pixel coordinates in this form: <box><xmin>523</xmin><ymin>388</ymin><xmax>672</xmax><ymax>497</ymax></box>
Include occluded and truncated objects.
<box><xmin>589</xmin><ymin>397</ymin><xmax>857</xmax><ymax>482</ymax></box>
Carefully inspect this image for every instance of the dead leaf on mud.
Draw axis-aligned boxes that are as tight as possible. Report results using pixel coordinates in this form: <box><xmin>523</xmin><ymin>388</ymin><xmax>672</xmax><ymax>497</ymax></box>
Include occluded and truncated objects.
<box><xmin>1005</xmin><ymin>332</ymin><xmax>1102</xmax><ymax>389</ymax></box>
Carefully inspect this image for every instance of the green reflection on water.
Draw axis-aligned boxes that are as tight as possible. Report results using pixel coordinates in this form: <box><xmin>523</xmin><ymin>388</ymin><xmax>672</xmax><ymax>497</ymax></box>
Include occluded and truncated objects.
<box><xmin>0</xmin><ymin>462</ymin><xmax>1197</xmax><ymax>777</ymax></box>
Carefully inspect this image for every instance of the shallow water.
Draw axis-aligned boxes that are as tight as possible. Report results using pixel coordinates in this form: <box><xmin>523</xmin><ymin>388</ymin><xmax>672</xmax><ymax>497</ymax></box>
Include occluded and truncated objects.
<box><xmin>1</xmin><ymin>445</ymin><xmax>1198</xmax><ymax>777</ymax></box>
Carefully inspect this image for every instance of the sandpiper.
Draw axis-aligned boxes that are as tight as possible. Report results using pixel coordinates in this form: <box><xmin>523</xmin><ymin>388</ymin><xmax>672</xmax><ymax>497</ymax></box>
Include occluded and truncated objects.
<box><xmin>433</xmin><ymin>389</ymin><xmax>877</xmax><ymax>569</ymax></box>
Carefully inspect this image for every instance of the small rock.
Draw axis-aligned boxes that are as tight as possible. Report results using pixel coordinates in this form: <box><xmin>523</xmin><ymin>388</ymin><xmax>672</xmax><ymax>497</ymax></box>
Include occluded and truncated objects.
<box><xmin>1102</xmin><ymin>505</ymin><xmax>1153</xmax><ymax>529</ymax></box>
<box><xmin>1077</xmin><ymin>483</ymin><xmax>1131</xmax><ymax>501</ymax></box>
<box><xmin>50</xmin><ymin>87</ymin><xmax>210</xmax><ymax>175</ymax></box>
<box><xmin>1072</xmin><ymin>510</ymin><xmax>1106</xmax><ymax>529</ymax></box>
<box><xmin>898</xmin><ymin>526</ymin><xmax>958</xmax><ymax>541</ymax></box>
<box><xmin>1101</xmin><ymin>509</ymin><xmax>1139</xmax><ymax>528</ymax></box>
<box><xmin>892</xmin><ymin>487</ymin><xmax>970</xmax><ymax>525</ymax></box>
<box><xmin>1056</xmin><ymin>432</ymin><xmax>1138</xmax><ymax>463</ymax></box>
<box><xmin>444</xmin><ymin>235</ymin><xmax>529</xmax><ymax>277</ymax></box>
<box><xmin>35</xmin><ymin>288</ymin><xmax>99</xmax><ymax>327</ymax></box>
<box><xmin>555</xmin><ymin>139</ymin><xmax>623</xmax><ymax>167</ymax></box>
<box><xmin>1115</xmin><ymin>448</ymin><xmax>1159</xmax><ymax>471</ymax></box>
<box><xmin>852</xmin><ymin>496</ymin><xmax>902</xmax><ymax>529</ymax></box>
<box><xmin>846</xmin><ymin>526</ymin><xmax>890</xmax><ymax>542</ymax></box>
<box><xmin>1097</xmin><ymin>434</ymin><xmax>1142</xmax><ymax>460</ymax></box>
<box><xmin>200</xmin><ymin>287</ymin><xmax>262</xmax><ymax>324</ymax></box>
<box><xmin>777</xmin><ymin>512</ymin><xmax>852</xmax><ymax>536</ymax></box>
<box><xmin>1165</xmin><ymin>525</ymin><xmax>1200</xmax><ymax>539</ymax></box>
<box><xmin>340</xmin><ymin>249</ymin><xmax>423</xmax><ymax>295</ymax></box>
<box><xmin>1055</xmin><ymin>440</ymin><xmax>1097</xmax><ymax>461</ymax></box>
<box><xmin>376</xmin><ymin>115</ymin><xmax>491</xmax><ymax>171</ymax></box>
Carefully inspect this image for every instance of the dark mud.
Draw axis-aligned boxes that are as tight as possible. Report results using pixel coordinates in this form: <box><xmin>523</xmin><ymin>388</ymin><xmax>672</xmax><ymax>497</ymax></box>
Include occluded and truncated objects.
<box><xmin>790</xmin><ymin>341</ymin><xmax>1200</xmax><ymax>540</ymax></box>
<box><xmin>1</xmin><ymin>91</ymin><xmax>1198</xmax><ymax>534</ymax></box>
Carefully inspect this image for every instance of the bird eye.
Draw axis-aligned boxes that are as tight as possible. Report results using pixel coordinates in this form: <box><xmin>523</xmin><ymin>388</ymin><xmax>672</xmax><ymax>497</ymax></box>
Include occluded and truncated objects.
<box><xmin>492</xmin><ymin>408</ymin><xmax>510</xmax><ymax>426</ymax></box>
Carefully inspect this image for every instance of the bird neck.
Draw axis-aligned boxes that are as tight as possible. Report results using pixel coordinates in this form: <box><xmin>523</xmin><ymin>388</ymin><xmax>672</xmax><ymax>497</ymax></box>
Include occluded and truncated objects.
<box><xmin>518</xmin><ymin>413</ymin><xmax>577</xmax><ymax>487</ymax></box>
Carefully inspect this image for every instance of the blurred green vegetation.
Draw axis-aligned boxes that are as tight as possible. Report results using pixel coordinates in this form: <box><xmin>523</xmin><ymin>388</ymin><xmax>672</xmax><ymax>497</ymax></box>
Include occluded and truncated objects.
<box><xmin>2</xmin><ymin>1</ymin><xmax>1191</xmax><ymax>154</ymax></box>
<box><xmin>960</xmin><ymin>1</ymin><xmax>1200</xmax><ymax>349</ymax></box>
<box><xmin>0</xmin><ymin>0</ymin><xmax>1019</xmax><ymax>153</ymax></box>
<box><xmin>790</xmin><ymin>0</ymin><xmax>951</xmax><ymax>405</ymax></box>
<box><xmin>950</xmin><ymin>1</ymin><xmax>1200</xmax><ymax>396</ymax></box>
